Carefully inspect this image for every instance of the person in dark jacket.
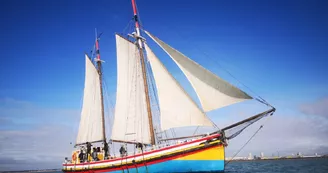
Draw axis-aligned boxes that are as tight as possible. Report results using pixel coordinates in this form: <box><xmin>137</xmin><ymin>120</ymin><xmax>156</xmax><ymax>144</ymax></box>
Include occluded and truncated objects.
<box><xmin>86</xmin><ymin>142</ymin><xmax>92</xmax><ymax>153</ymax></box>
<box><xmin>103</xmin><ymin>141</ymin><xmax>109</xmax><ymax>159</ymax></box>
<box><xmin>86</xmin><ymin>142</ymin><xmax>92</xmax><ymax>160</ymax></box>
<box><xmin>119</xmin><ymin>145</ymin><xmax>126</xmax><ymax>157</ymax></box>
<box><xmin>136</xmin><ymin>143</ymin><xmax>143</xmax><ymax>153</ymax></box>
<box><xmin>78</xmin><ymin>150</ymin><xmax>84</xmax><ymax>163</ymax></box>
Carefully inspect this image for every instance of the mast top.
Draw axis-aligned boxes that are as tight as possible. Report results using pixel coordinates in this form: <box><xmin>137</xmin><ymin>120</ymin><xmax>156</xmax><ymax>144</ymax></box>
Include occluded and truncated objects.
<box><xmin>131</xmin><ymin>0</ymin><xmax>143</xmax><ymax>48</ymax></box>
<box><xmin>131</xmin><ymin>0</ymin><xmax>140</xmax><ymax>28</ymax></box>
<box><xmin>95</xmin><ymin>28</ymin><xmax>103</xmax><ymax>61</ymax></box>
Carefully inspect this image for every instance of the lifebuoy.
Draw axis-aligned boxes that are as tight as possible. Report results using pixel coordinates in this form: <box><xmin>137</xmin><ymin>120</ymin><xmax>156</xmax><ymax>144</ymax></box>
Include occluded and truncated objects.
<box><xmin>72</xmin><ymin>152</ymin><xmax>77</xmax><ymax>161</ymax></box>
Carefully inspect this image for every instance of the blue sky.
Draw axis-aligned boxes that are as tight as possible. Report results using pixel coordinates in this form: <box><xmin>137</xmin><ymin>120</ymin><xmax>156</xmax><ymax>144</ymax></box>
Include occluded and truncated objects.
<box><xmin>0</xmin><ymin>0</ymin><xmax>328</xmax><ymax>171</ymax></box>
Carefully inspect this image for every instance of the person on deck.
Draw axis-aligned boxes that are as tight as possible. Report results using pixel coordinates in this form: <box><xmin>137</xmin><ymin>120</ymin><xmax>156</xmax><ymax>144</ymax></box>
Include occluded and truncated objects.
<box><xmin>92</xmin><ymin>147</ymin><xmax>98</xmax><ymax>161</ymax></box>
<box><xmin>136</xmin><ymin>142</ymin><xmax>143</xmax><ymax>153</ymax></box>
<box><xmin>86</xmin><ymin>142</ymin><xmax>92</xmax><ymax>162</ymax></box>
<box><xmin>86</xmin><ymin>142</ymin><xmax>92</xmax><ymax>160</ymax></box>
<box><xmin>78</xmin><ymin>150</ymin><xmax>84</xmax><ymax>163</ymax></box>
<box><xmin>119</xmin><ymin>145</ymin><xmax>126</xmax><ymax>157</ymax></box>
<box><xmin>103</xmin><ymin>141</ymin><xmax>109</xmax><ymax>159</ymax></box>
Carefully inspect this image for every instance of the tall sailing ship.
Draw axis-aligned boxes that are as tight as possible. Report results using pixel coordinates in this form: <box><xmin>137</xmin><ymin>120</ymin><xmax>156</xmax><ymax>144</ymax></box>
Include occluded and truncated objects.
<box><xmin>62</xmin><ymin>0</ymin><xmax>275</xmax><ymax>172</ymax></box>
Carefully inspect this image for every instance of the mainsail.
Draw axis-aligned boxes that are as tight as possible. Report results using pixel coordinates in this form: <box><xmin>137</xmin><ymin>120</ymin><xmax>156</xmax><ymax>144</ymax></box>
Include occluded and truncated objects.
<box><xmin>76</xmin><ymin>55</ymin><xmax>104</xmax><ymax>145</ymax></box>
<box><xmin>144</xmin><ymin>43</ymin><xmax>213</xmax><ymax>131</ymax></box>
<box><xmin>145</xmin><ymin>31</ymin><xmax>252</xmax><ymax>112</ymax></box>
<box><xmin>111</xmin><ymin>34</ymin><xmax>151</xmax><ymax>144</ymax></box>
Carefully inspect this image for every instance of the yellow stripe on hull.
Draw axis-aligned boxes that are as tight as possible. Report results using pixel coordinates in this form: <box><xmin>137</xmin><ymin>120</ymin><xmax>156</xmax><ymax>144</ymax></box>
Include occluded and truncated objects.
<box><xmin>175</xmin><ymin>144</ymin><xmax>225</xmax><ymax>160</ymax></box>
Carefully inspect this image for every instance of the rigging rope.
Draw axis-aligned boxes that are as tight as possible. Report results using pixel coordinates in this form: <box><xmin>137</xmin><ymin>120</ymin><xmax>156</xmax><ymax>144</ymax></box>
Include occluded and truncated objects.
<box><xmin>145</xmin><ymin>52</ymin><xmax>162</xmax><ymax>143</ymax></box>
<box><xmin>225</xmin><ymin>125</ymin><xmax>263</xmax><ymax>167</ymax></box>
<box><xmin>102</xmin><ymin>79</ymin><xmax>111</xmax><ymax>141</ymax></box>
<box><xmin>224</xmin><ymin>114</ymin><xmax>272</xmax><ymax>166</ymax></box>
<box><xmin>193</xmin><ymin>126</ymin><xmax>200</xmax><ymax>136</ymax></box>
<box><xmin>122</xmin><ymin>19</ymin><xmax>134</xmax><ymax>35</ymax></box>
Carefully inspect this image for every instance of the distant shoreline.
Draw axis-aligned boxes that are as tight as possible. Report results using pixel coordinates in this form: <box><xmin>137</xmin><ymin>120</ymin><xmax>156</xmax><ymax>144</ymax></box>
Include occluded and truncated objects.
<box><xmin>228</xmin><ymin>156</ymin><xmax>328</xmax><ymax>162</ymax></box>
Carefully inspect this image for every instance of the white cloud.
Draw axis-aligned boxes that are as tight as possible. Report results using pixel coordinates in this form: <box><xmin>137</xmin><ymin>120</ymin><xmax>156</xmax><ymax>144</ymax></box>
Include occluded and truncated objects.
<box><xmin>300</xmin><ymin>96</ymin><xmax>328</xmax><ymax>118</ymax></box>
<box><xmin>224</xmin><ymin>97</ymin><xmax>328</xmax><ymax>158</ymax></box>
<box><xmin>0</xmin><ymin>98</ymin><xmax>80</xmax><ymax>171</ymax></box>
<box><xmin>0</xmin><ymin>125</ymin><xmax>76</xmax><ymax>171</ymax></box>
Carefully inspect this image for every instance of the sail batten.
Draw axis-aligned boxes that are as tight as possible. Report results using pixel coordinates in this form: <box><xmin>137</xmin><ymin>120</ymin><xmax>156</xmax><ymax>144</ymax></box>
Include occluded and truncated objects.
<box><xmin>111</xmin><ymin>34</ymin><xmax>151</xmax><ymax>144</ymax></box>
<box><xmin>76</xmin><ymin>55</ymin><xmax>104</xmax><ymax>145</ymax></box>
<box><xmin>145</xmin><ymin>31</ymin><xmax>252</xmax><ymax>112</ymax></box>
<box><xmin>145</xmin><ymin>43</ymin><xmax>213</xmax><ymax>131</ymax></box>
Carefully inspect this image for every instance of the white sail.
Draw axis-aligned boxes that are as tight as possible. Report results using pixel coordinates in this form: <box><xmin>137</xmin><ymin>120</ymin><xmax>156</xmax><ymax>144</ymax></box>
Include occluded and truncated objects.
<box><xmin>76</xmin><ymin>55</ymin><xmax>103</xmax><ymax>144</ymax></box>
<box><xmin>145</xmin><ymin>31</ymin><xmax>252</xmax><ymax>112</ymax></box>
<box><xmin>145</xmin><ymin>44</ymin><xmax>213</xmax><ymax>131</ymax></box>
<box><xmin>111</xmin><ymin>34</ymin><xmax>151</xmax><ymax>144</ymax></box>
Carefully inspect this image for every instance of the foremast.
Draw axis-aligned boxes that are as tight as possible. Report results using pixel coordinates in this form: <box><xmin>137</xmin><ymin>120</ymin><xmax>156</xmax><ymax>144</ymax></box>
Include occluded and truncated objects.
<box><xmin>95</xmin><ymin>31</ymin><xmax>106</xmax><ymax>143</ymax></box>
<box><xmin>131</xmin><ymin>0</ymin><xmax>156</xmax><ymax>145</ymax></box>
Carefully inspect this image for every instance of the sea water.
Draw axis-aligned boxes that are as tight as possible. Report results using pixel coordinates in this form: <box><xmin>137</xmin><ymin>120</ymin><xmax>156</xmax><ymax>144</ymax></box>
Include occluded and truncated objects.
<box><xmin>225</xmin><ymin>158</ymin><xmax>328</xmax><ymax>173</ymax></box>
<box><xmin>6</xmin><ymin>157</ymin><xmax>328</xmax><ymax>173</ymax></box>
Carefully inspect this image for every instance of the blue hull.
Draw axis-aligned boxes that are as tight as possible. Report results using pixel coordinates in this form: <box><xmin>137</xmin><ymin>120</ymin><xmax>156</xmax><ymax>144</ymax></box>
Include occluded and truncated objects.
<box><xmin>107</xmin><ymin>160</ymin><xmax>224</xmax><ymax>173</ymax></box>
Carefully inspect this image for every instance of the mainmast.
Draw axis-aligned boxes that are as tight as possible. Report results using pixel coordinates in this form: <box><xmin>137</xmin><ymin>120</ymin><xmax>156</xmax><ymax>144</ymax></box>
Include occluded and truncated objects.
<box><xmin>95</xmin><ymin>30</ymin><xmax>106</xmax><ymax>143</ymax></box>
<box><xmin>131</xmin><ymin>0</ymin><xmax>156</xmax><ymax>145</ymax></box>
